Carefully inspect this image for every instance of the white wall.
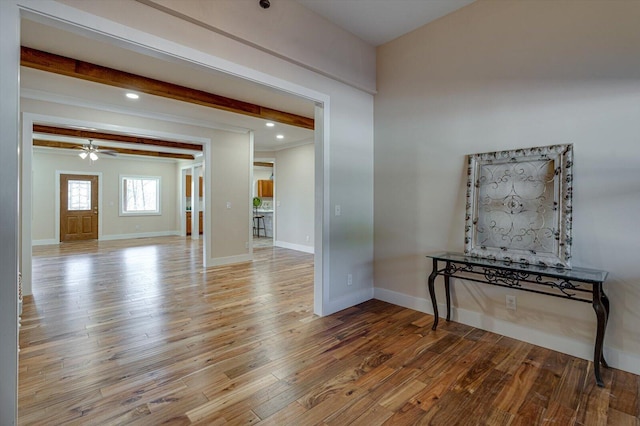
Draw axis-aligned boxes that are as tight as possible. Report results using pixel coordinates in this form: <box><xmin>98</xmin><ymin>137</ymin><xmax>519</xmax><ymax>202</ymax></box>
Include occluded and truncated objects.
<box><xmin>32</xmin><ymin>149</ymin><xmax>179</xmax><ymax>242</ymax></box>
<box><xmin>0</xmin><ymin>1</ymin><xmax>19</xmax><ymax>422</ymax></box>
<box><xmin>275</xmin><ymin>143</ymin><xmax>314</xmax><ymax>252</ymax></box>
<box><xmin>374</xmin><ymin>0</ymin><xmax>640</xmax><ymax>374</ymax></box>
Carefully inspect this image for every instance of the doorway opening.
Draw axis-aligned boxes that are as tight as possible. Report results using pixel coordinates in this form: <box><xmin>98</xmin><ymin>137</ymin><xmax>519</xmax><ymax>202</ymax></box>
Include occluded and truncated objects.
<box><xmin>17</xmin><ymin>6</ymin><xmax>329</xmax><ymax>317</ymax></box>
<box><xmin>252</xmin><ymin>158</ymin><xmax>275</xmax><ymax>249</ymax></box>
<box><xmin>182</xmin><ymin>165</ymin><xmax>204</xmax><ymax>238</ymax></box>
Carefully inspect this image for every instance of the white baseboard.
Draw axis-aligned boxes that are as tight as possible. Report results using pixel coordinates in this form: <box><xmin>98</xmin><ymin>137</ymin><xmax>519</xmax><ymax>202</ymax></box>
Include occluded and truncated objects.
<box><xmin>99</xmin><ymin>231</ymin><xmax>180</xmax><ymax>241</ymax></box>
<box><xmin>206</xmin><ymin>254</ymin><xmax>253</xmax><ymax>268</ymax></box>
<box><xmin>32</xmin><ymin>239</ymin><xmax>58</xmax><ymax>246</ymax></box>
<box><xmin>374</xmin><ymin>287</ymin><xmax>640</xmax><ymax>376</ymax></box>
<box><xmin>274</xmin><ymin>240</ymin><xmax>314</xmax><ymax>254</ymax></box>
<box><xmin>374</xmin><ymin>287</ymin><xmax>435</xmax><ymax>315</ymax></box>
<box><xmin>324</xmin><ymin>288</ymin><xmax>374</xmax><ymax>316</ymax></box>
<box><xmin>34</xmin><ymin>232</ymin><xmax>181</xmax><ymax>245</ymax></box>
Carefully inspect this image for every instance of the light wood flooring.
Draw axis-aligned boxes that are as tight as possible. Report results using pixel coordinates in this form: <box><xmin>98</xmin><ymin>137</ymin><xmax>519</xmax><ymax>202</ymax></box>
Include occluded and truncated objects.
<box><xmin>20</xmin><ymin>237</ymin><xmax>639</xmax><ymax>425</ymax></box>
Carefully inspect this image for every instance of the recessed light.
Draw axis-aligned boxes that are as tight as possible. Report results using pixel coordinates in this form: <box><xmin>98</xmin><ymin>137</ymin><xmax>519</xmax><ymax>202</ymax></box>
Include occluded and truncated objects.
<box><xmin>265</xmin><ymin>122</ymin><xmax>275</xmax><ymax>127</ymax></box>
<box><xmin>276</xmin><ymin>134</ymin><xmax>284</xmax><ymax>139</ymax></box>
<box><xmin>126</xmin><ymin>93</ymin><xmax>139</xmax><ymax>99</ymax></box>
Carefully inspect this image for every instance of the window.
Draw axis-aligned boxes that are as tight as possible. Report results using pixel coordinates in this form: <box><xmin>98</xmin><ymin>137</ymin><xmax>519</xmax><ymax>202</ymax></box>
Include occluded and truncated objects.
<box><xmin>68</xmin><ymin>180</ymin><xmax>92</xmax><ymax>211</ymax></box>
<box><xmin>120</xmin><ymin>175</ymin><xmax>161</xmax><ymax>215</ymax></box>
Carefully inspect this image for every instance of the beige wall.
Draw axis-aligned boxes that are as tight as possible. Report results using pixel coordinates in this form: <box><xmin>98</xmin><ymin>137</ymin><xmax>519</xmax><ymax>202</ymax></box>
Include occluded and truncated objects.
<box><xmin>210</xmin><ymin>132</ymin><xmax>251</xmax><ymax>259</ymax></box>
<box><xmin>33</xmin><ymin>149</ymin><xmax>178</xmax><ymax>241</ymax></box>
<box><xmin>374</xmin><ymin>0</ymin><xmax>640</xmax><ymax>373</ymax></box>
<box><xmin>275</xmin><ymin>143</ymin><xmax>314</xmax><ymax>250</ymax></box>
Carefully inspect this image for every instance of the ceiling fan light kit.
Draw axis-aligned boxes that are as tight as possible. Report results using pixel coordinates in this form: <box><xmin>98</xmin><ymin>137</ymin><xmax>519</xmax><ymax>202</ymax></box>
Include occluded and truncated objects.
<box><xmin>77</xmin><ymin>139</ymin><xmax>117</xmax><ymax>161</ymax></box>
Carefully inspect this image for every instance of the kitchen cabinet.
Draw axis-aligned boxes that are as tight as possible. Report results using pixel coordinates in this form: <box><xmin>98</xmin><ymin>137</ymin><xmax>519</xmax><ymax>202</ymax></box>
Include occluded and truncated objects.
<box><xmin>186</xmin><ymin>175</ymin><xmax>203</xmax><ymax>197</ymax></box>
<box><xmin>257</xmin><ymin>179</ymin><xmax>273</xmax><ymax>197</ymax></box>
<box><xmin>186</xmin><ymin>211</ymin><xmax>203</xmax><ymax>235</ymax></box>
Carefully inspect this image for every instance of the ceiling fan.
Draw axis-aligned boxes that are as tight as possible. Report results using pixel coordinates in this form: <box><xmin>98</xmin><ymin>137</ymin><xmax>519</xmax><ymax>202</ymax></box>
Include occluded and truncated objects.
<box><xmin>77</xmin><ymin>139</ymin><xmax>118</xmax><ymax>161</ymax></box>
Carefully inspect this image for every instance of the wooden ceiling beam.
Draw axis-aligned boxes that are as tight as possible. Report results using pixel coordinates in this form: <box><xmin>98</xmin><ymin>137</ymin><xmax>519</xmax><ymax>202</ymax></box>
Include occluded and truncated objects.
<box><xmin>33</xmin><ymin>124</ymin><xmax>202</xmax><ymax>151</ymax></box>
<box><xmin>33</xmin><ymin>139</ymin><xmax>196</xmax><ymax>160</ymax></box>
<box><xmin>21</xmin><ymin>46</ymin><xmax>315</xmax><ymax>130</ymax></box>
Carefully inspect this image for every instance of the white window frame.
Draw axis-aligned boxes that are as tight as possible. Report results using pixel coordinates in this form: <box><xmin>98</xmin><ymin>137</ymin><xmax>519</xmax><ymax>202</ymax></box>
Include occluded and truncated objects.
<box><xmin>119</xmin><ymin>175</ymin><xmax>162</xmax><ymax>216</ymax></box>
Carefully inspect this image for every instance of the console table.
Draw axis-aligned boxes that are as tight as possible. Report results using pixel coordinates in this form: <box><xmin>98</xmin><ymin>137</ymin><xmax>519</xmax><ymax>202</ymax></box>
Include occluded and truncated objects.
<box><xmin>427</xmin><ymin>252</ymin><xmax>609</xmax><ymax>387</ymax></box>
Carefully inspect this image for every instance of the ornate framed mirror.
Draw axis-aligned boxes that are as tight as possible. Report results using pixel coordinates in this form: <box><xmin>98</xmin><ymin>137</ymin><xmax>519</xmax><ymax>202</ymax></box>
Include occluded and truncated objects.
<box><xmin>464</xmin><ymin>144</ymin><xmax>573</xmax><ymax>268</ymax></box>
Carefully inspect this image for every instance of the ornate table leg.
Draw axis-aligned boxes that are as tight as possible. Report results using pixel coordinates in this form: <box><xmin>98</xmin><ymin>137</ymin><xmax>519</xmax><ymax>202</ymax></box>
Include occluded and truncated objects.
<box><xmin>592</xmin><ymin>282</ymin><xmax>607</xmax><ymax>387</ymax></box>
<box><xmin>428</xmin><ymin>259</ymin><xmax>439</xmax><ymax>330</ymax></box>
<box><xmin>444</xmin><ymin>274</ymin><xmax>451</xmax><ymax>322</ymax></box>
<box><xmin>600</xmin><ymin>286</ymin><xmax>610</xmax><ymax>368</ymax></box>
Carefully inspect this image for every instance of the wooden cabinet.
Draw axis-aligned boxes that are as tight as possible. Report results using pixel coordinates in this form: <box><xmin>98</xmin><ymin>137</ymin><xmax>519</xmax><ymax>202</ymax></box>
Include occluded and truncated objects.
<box><xmin>185</xmin><ymin>175</ymin><xmax>203</xmax><ymax>197</ymax></box>
<box><xmin>257</xmin><ymin>179</ymin><xmax>273</xmax><ymax>197</ymax></box>
<box><xmin>186</xmin><ymin>211</ymin><xmax>203</xmax><ymax>235</ymax></box>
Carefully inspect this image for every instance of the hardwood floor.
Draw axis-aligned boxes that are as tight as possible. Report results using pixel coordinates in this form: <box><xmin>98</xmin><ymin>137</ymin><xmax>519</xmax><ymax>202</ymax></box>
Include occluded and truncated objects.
<box><xmin>20</xmin><ymin>237</ymin><xmax>639</xmax><ymax>425</ymax></box>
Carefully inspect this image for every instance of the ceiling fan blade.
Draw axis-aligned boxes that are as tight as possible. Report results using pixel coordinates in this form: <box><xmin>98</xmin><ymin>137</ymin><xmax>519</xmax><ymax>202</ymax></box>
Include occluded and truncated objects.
<box><xmin>99</xmin><ymin>150</ymin><xmax>118</xmax><ymax>156</ymax></box>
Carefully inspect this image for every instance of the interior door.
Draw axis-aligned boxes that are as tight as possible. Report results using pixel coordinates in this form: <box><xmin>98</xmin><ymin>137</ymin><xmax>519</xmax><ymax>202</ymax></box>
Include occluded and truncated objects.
<box><xmin>60</xmin><ymin>174</ymin><xmax>99</xmax><ymax>241</ymax></box>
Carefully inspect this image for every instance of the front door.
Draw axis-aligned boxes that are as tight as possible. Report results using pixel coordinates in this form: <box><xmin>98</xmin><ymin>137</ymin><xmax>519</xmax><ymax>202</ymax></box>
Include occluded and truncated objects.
<box><xmin>60</xmin><ymin>174</ymin><xmax>99</xmax><ymax>241</ymax></box>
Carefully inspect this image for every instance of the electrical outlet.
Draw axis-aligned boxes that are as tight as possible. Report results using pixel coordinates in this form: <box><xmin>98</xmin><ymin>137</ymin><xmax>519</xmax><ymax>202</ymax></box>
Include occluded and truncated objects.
<box><xmin>347</xmin><ymin>273</ymin><xmax>353</xmax><ymax>286</ymax></box>
<box><xmin>506</xmin><ymin>295</ymin><xmax>517</xmax><ymax>311</ymax></box>
<box><xmin>305</xmin><ymin>235</ymin><xmax>310</xmax><ymax>242</ymax></box>
<box><xmin>226</xmin><ymin>201</ymin><xmax>232</xmax><ymax>209</ymax></box>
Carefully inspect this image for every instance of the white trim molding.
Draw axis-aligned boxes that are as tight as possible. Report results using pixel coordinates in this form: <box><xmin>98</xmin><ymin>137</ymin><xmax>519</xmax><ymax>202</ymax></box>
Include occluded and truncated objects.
<box><xmin>206</xmin><ymin>254</ymin><xmax>253</xmax><ymax>268</ymax></box>
<box><xmin>274</xmin><ymin>240</ymin><xmax>314</xmax><ymax>254</ymax></box>
<box><xmin>324</xmin><ymin>288</ymin><xmax>374</xmax><ymax>317</ymax></box>
<box><xmin>32</xmin><ymin>239</ymin><xmax>58</xmax><ymax>246</ymax></box>
<box><xmin>0</xmin><ymin>1</ymin><xmax>20</xmax><ymax>423</ymax></box>
<box><xmin>99</xmin><ymin>231</ymin><xmax>181</xmax><ymax>241</ymax></box>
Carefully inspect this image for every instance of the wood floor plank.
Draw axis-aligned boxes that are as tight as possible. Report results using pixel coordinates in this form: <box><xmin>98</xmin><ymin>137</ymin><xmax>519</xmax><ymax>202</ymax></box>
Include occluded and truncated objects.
<box><xmin>609</xmin><ymin>367</ymin><xmax>640</xmax><ymax>417</ymax></box>
<box><xmin>19</xmin><ymin>236</ymin><xmax>640</xmax><ymax>425</ymax></box>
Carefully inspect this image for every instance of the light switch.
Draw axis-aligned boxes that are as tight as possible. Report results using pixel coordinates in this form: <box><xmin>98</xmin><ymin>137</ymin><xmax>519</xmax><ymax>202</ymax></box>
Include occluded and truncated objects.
<box><xmin>335</xmin><ymin>205</ymin><xmax>341</xmax><ymax>216</ymax></box>
<box><xmin>226</xmin><ymin>202</ymin><xmax>231</xmax><ymax>209</ymax></box>
<box><xmin>277</xmin><ymin>201</ymin><xmax>281</xmax><ymax>207</ymax></box>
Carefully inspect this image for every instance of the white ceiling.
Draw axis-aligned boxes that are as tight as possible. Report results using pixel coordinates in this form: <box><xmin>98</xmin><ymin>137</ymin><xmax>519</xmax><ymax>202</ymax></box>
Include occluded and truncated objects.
<box><xmin>295</xmin><ymin>0</ymin><xmax>475</xmax><ymax>46</ymax></box>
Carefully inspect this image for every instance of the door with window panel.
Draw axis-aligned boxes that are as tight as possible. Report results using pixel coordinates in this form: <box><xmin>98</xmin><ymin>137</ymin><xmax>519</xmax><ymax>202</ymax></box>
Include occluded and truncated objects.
<box><xmin>60</xmin><ymin>174</ymin><xmax>98</xmax><ymax>241</ymax></box>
